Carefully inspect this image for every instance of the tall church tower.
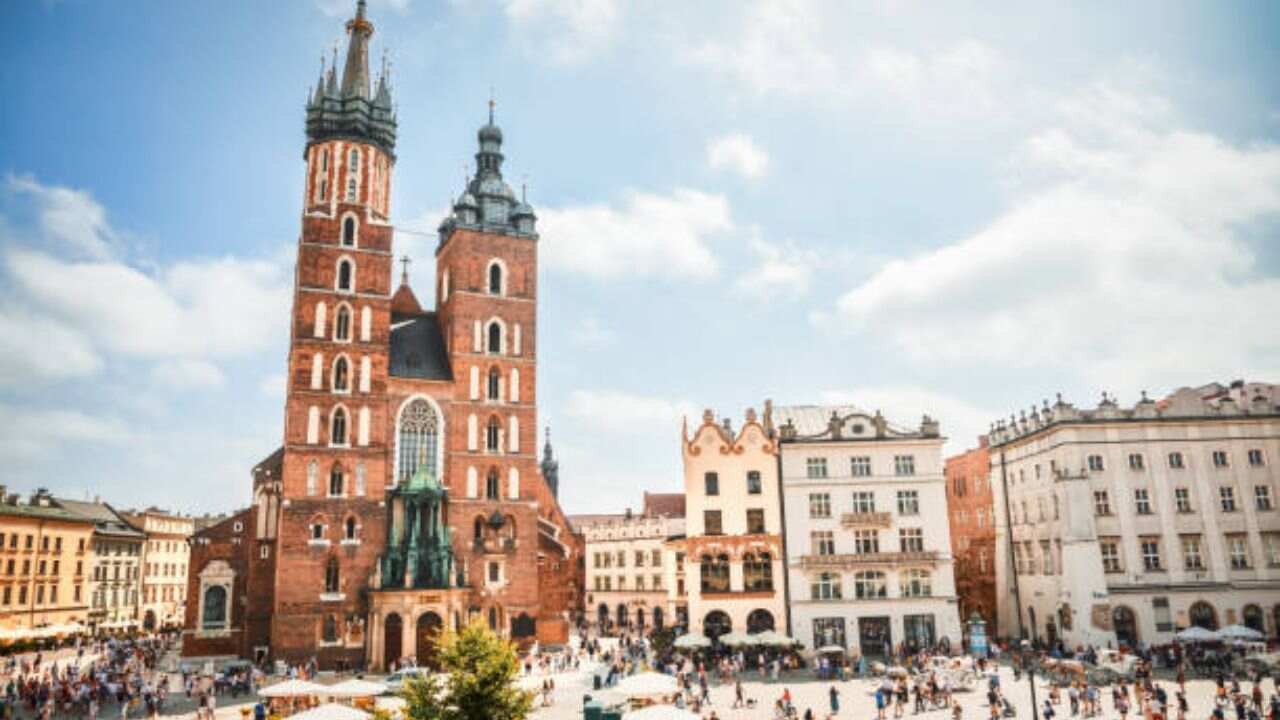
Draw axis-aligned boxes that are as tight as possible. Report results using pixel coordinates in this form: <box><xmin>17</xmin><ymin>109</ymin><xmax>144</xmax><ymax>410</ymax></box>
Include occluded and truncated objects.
<box><xmin>273</xmin><ymin>0</ymin><xmax>397</xmax><ymax>666</ymax></box>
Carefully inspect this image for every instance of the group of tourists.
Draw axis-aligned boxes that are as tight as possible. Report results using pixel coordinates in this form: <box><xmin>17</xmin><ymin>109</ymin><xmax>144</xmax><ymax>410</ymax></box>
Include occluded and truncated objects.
<box><xmin>1</xmin><ymin>634</ymin><xmax>177</xmax><ymax>719</ymax></box>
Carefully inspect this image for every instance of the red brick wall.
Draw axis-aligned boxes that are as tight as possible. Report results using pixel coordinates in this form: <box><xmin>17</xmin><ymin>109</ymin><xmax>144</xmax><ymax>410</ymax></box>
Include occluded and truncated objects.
<box><xmin>944</xmin><ymin>438</ymin><xmax>998</xmax><ymax>636</ymax></box>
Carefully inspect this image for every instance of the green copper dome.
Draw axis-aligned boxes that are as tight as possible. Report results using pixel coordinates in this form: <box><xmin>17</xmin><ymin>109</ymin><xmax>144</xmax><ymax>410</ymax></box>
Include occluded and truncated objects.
<box><xmin>406</xmin><ymin>462</ymin><xmax>442</xmax><ymax>494</ymax></box>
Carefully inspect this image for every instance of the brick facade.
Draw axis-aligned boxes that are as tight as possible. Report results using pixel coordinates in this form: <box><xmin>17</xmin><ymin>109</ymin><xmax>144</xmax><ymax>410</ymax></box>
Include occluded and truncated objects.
<box><xmin>943</xmin><ymin>437</ymin><xmax>997</xmax><ymax>638</ymax></box>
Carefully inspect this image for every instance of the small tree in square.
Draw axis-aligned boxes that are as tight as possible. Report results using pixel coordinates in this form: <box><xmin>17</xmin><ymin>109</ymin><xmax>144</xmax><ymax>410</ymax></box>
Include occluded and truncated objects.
<box><xmin>402</xmin><ymin>619</ymin><xmax>534</xmax><ymax>720</ymax></box>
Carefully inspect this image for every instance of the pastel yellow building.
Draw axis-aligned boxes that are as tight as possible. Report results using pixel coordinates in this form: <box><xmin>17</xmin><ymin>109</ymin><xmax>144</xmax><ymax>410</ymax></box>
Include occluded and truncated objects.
<box><xmin>0</xmin><ymin>489</ymin><xmax>95</xmax><ymax>633</ymax></box>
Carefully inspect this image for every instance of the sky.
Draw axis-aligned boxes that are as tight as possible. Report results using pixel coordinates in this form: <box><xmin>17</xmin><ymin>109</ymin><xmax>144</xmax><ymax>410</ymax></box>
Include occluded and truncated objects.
<box><xmin>1</xmin><ymin>0</ymin><xmax>1278</xmax><ymax>515</ymax></box>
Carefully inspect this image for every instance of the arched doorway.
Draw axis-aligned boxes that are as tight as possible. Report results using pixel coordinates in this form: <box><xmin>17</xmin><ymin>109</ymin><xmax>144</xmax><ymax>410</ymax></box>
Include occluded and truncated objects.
<box><xmin>1112</xmin><ymin>606</ymin><xmax>1138</xmax><ymax>647</ymax></box>
<box><xmin>616</xmin><ymin>603</ymin><xmax>628</xmax><ymax>628</ymax></box>
<box><xmin>1189</xmin><ymin>601</ymin><xmax>1217</xmax><ymax>630</ymax></box>
<box><xmin>1242</xmin><ymin>604</ymin><xmax>1264</xmax><ymax>633</ymax></box>
<box><xmin>704</xmin><ymin>610</ymin><xmax>731</xmax><ymax>641</ymax></box>
<box><xmin>143</xmin><ymin>610</ymin><xmax>157</xmax><ymax>631</ymax></box>
<box><xmin>635</xmin><ymin>608</ymin><xmax>646</xmax><ymax>630</ymax></box>
<box><xmin>746</xmin><ymin>608</ymin><xmax>775</xmax><ymax>634</ymax></box>
<box><xmin>597</xmin><ymin>603</ymin><xmax>609</xmax><ymax>630</ymax></box>
<box><xmin>383</xmin><ymin>613</ymin><xmax>403</xmax><ymax>670</ymax></box>
<box><xmin>653</xmin><ymin>607</ymin><xmax>664</xmax><ymax>630</ymax></box>
<box><xmin>416</xmin><ymin>612</ymin><xmax>443</xmax><ymax>669</ymax></box>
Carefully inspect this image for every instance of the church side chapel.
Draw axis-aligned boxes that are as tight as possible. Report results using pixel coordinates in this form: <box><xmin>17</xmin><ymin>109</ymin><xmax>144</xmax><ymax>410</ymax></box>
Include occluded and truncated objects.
<box><xmin>182</xmin><ymin>0</ymin><xmax>583</xmax><ymax>671</ymax></box>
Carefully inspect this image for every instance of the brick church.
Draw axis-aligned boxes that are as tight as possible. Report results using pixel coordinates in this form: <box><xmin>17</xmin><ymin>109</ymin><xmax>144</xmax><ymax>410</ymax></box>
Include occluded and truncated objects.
<box><xmin>182</xmin><ymin>0</ymin><xmax>583</xmax><ymax>670</ymax></box>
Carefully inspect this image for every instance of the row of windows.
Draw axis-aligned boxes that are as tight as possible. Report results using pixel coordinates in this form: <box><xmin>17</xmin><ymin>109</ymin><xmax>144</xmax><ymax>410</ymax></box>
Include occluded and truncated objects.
<box><xmin>143</xmin><ymin>562</ymin><xmax>186</xmax><ymax>578</ymax></box>
<box><xmin>0</xmin><ymin>534</ymin><xmax>90</xmax><ymax>554</ymax></box>
<box><xmin>809</xmin><ymin>568</ymin><xmax>933</xmax><ymax>600</ymax></box>
<box><xmin>311</xmin><ymin>146</ymin><xmax>386</xmax><ymax>207</ymax></box>
<box><xmin>1091</xmin><ymin>485</ymin><xmax>1274</xmax><ymax>516</ymax></box>
<box><xmin>805</xmin><ymin>455</ymin><xmax>916</xmax><ymax>479</ymax></box>
<box><xmin>809</xmin><ymin>528</ymin><xmax>925</xmax><ymax>555</ymax></box>
<box><xmin>313</xmin><ymin>302</ymin><xmax>372</xmax><ymax>343</ymax></box>
<box><xmin>699</xmin><ymin>553</ymin><xmax>774</xmax><ymax>593</ymax></box>
<box><xmin>951</xmin><ymin>506</ymin><xmax>994</xmax><ymax>528</ymax></box>
<box><xmin>305</xmin><ymin>460</ymin><xmax>367</xmax><ymax>498</ymax></box>
<box><xmin>1033</xmin><ymin>448</ymin><xmax>1268</xmax><ymax>479</ymax></box>
<box><xmin>0</xmin><ymin>583</ymin><xmax>84</xmax><ymax>607</ymax></box>
<box><xmin>702</xmin><ymin>509</ymin><xmax>767</xmax><ymax>536</ymax></box>
<box><xmin>1091</xmin><ymin>533</ymin><xmax>1280</xmax><ymax>574</ymax></box>
<box><xmin>592</xmin><ymin>549</ymin><xmax>664</xmax><ymax>569</ymax></box>
<box><xmin>807</xmin><ymin>490</ymin><xmax>919</xmax><ymax>518</ymax></box>
<box><xmin>2</xmin><ymin>558</ymin><xmax>84</xmax><ymax>577</ymax></box>
<box><xmin>144</xmin><ymin>585</ymin><xmax>184</xmax><ymax>603</ymax></box>
<box><xmin>702</xmin><ymin>471</ymin><xmax>764</xmax><ymax>496</ymax></box>
<box><xmin>592</xmin><ymin>574</ymin><xmax>666</xmax><ymax>591</ymax></box>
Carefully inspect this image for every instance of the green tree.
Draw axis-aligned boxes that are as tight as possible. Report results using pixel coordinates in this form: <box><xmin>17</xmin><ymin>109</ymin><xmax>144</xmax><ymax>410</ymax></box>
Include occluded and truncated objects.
<box><xmin>401</xmin><ymin>620</ymin><xmax>534</xmax><ymax>720</ymax></box>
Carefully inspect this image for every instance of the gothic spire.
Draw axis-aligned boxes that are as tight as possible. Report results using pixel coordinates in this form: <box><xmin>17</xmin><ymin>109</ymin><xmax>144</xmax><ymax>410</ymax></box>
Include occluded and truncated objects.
<box><xmin>340</xmin><ymin>0</ymin><xmax>374</xmax><ymax>100</ymax></box>
<box><xmin>540</xmin><ymin>426</ymin><xmax>560</xmax><ymax>498</ymax></box>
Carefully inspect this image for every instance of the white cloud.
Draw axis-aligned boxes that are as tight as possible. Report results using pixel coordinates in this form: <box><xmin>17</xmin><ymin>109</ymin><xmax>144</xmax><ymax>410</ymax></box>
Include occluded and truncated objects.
<box><xmin>502</xmin><ymin>0</ymin><xmax>620</xmax><ymax>64</ymax></box>
<box><xmin>539</xmin><ymin>188</ymin><xmax>732</xmax><ymax>280</ymax></box>
<box><xmin>149</xmin><ymin>360</ymin><xmax>226</xmax><ymax>391</ymax></box>
<box><xmin>7</xmin><ymin>174</ymin><xmax>116</xmax><ymax>259</ymax></box>
<box><xmin>259</xmin><ymin>373</ymin><xmax>287</xmax><ymax>400</ymax></box>
<box><xmin>0</xmin><ymin>306</ymin><xmax>101</xmax><ymax>384</ymax></box>
<box><xmin>818</xmin><ymin>386</ymin><xmax>998</xmax><ymax>454</ymax></box>
<box><xmin>564</xmin><ymin>389</ymin><xmax>696</xmax><ymax>434</ymax></box>
<box><xmin>856</xmin><ymin>41</ymin><xmax>1003</xmax><ymax>120</ymax></box>
<box><xmin>316</xmin><ymin>0</ymin><xmax>410</xmax><ymax>17</ymax></box>
<box><xmin>707</xmin><ymin>133</ymin><xmax>770</xmax><ymax>180</ymax></box>
<box><xmin>5</xmin><ymin>249</ymin><xmax>290</xmax><ymax>360</ymax></box>
<box><xmin>0</xmin><ymin>403</ymin><xmax>131</xmax><ymax>460</ymax></box>
<box><xmin>569</xmin><ymin>315</ymin><xmax>615</xmax><ymax>350</ymax></box>
<box><xmin>689</xmin><ymin>0</ymin><xmax>836</xmax><ymax>98</ymax></box>
<box><xmin>734</xmin><ymin>236</ymin><xmax>818</xmax><ymax>299</ymax></box>
<box><xmin>831</xmin><ymin>86</ymin><xmax>1280</xmax><ymax>391</ymax></box>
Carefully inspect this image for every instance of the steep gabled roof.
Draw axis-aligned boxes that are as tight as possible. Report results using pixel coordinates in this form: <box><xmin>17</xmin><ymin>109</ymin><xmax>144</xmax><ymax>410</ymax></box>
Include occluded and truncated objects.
<box><xmin>388</xmin><ymin>312</ymin><xmax>452</xmax><ymax>381</ymax></box>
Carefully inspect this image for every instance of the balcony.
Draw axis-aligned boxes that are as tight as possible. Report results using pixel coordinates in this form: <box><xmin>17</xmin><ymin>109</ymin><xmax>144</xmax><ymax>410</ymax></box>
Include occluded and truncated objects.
<box><xmin>840</xmin><ymin>512</ymin><xmax>893</xmax><ymax>529</ymax></box>
<box><xmin>473</xmin><ymin>537</ymin><xmax>517</xmax><ymax>555</ymax></box>
<box><xmin>798</xmin><ymin>550</ymin><xmax>940</xmax><ymax>569</ymax></box>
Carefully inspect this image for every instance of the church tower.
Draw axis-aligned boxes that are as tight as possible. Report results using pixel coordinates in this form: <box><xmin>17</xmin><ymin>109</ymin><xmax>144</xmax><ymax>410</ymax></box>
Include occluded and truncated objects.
<box><xmin>273</xmin><ymin>0</ymin><xmax>397</xmax><ymax>667</ymax></box>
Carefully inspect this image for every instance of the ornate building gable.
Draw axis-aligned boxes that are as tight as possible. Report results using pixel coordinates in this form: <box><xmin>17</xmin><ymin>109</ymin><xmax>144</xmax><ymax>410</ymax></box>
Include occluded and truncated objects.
<box><xmin>775</xmin><ymin>404</ymin><xmax>940</xmax><ymax>443</ymax></box>
<box><xmin>682</xmin><ymin>406</ymin><xmax>778</xmax><ymax>458</ymax></box>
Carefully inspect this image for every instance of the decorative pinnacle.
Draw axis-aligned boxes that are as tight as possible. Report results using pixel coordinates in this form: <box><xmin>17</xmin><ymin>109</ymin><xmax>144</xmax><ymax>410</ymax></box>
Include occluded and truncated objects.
<box><xmin>399</xmin><ymin>255</ymin><xmax>411</xmax><ymax>285</ymax></box>
<box><xmin>488</xmin><ymin>87</ymin><xmax>495</xmax><ymax>124</ymax></box>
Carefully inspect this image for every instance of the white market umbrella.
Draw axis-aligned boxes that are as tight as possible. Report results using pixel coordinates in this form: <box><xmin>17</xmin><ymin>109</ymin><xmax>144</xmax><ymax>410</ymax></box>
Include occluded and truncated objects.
<box><xmin>623</xmin><ymin>705</ymin><xmax>701</xmax><ymax>720</ymax></box>
<box><xmin>672</xmin><ymin>634</ymin><xmax>710</xmax><ymax>650</ymax></box>
<box><xmin>325</xmin><ymin>679</ymin><xmax>388</xmax><ymax>697</ymax></box>
<box><xmin>288</xmin><ymin>703</ymin><xmax>370</xmax><ymax>720</ymax></box>
<box><xmin>516</xmin><ymin>675</ymin><xmax>546</xmax><ymax>691</ymax></box>
<box><xmin>1219</xmin><ymin>624</ymin><xmax>1263</xmax><ymax>640</ymax></box>
<box><xmin>616</xmin><ymin>672</ymin><xmax>678</xmax><ymax>697</ymax></box>
<box><xmin>259</xmin><ymin>679</ymin><xmax>328</xmax><ymax>697</ymax></box>
<box><xmin>718</xmin><ymin>631</ymin><xmax>753</xmax><ymax>646</ymax></box>
<box><xmin>1174</xmin><ymin>626</ymin><xmax>1219</xmax><ymax>643</ymax></box>
<box><xmin>817</xmin><ymin>645</ymin><xmax>846</xmax><ymax>654</ymax></box>
<box><xmin>754</xmin><ymin>630</ymin><xmax>797</xmax><ymax>647</ymax></box>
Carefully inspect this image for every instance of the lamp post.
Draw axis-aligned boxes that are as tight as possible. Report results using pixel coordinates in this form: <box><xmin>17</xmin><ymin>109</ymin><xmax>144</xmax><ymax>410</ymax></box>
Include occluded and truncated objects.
<box><xmin>1025</xmin><ymin>607</ymin><xmax>1040</xmax><ymax>720</ymax></box>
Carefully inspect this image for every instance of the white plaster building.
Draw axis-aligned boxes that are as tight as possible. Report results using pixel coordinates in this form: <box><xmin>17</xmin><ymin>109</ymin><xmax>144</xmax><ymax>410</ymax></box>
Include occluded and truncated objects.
<box><xmin>777</xmin><ymin>405</ymin><xmax>961</xmax><ymax>658</ymax></box>
<box><xmin>573</xmin><ymin>493</ymin><xmax>685</xmax><ymax>636</ymax></box>
<box><xmin>990</xmin><ymin>381</ymin><xmax>1280</xmax><ymax>649</ymax></box>
<box><xmin>124</xmin><ymin>509</ymin><xmax>194</xmax><ymax>631</ymax></box>
<box><xmin>673</xmin><ymin>406</ymin><xmax>787</xmax><ymax>640</ymax></box>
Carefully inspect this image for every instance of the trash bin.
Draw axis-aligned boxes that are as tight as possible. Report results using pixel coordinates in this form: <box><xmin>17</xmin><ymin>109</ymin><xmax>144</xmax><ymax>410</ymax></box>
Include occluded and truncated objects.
<box><xmin>593</xmin><ymin>674</ymin><xmax>602</xmax><ymax>690</ymax></box>
<box><xmin>583</xmin><ymin>700</ymin><xmax>602</xmax><ymax>720</ymax></box>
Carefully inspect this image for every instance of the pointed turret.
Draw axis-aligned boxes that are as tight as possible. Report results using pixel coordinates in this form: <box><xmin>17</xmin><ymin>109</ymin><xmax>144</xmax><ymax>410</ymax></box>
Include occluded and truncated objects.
<box><xmin>340</xmin><ymin>0</ymin><xmax>373</xmax><ymax>100</ymax></box>
<box><xmin>540</xmin><ymin>427</ymin><xmax>560</xmax><ymax>498</ymax></box>
<box><xmin>305</xmin><ymin>0</ymin><xmax>397</xmax><ymax>158</ymax></box>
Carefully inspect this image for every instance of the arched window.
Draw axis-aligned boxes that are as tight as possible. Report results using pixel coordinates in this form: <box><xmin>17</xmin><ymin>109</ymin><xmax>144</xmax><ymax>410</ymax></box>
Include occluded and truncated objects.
<box><xmin>397</xmin><ymin>398</ymin><xmax>440</xmax><ymax>484</ymax></box>
<box><xmin>700</xmin><ymin>554</ymin><xmax>730</xmax><ymax>593</ymax></box>
<box><xmin>853</xmin><ymin>570</ymin><xmax>887</xmax><ymax>599</ymax></box>
<box><xmin>334</xmin><ymin>305</ymin><xmax>351</xmax><ymax>341</ymax></box>
<box><xmin>329</xmin><ymin>465</ymin><xmax>344</xmax><ymax>496</ymax></box>
<box><xmin>743</xmin><ymin>552</ymin><xmax>773</xmax><ymax>591</ymax></box>
<box><xmin>319</xmin><ymin>178</ymin><xmax>328</xmax><ymax>201</ymax></box>
<box><xmin>337</xmin><ymin>259</ymin><xmax>354</xmax><ymax>292</ymax></box>
<box><xmin>811</xmin><ymin>572</ymin><xmax>842</xmax><ymax>600</ymax></box>
<box><xmin>332</xmin><ymin>357</ymin><xmax>349</xmax><ymax>392</ymax></box>
<box><xmin>323</xmin><ymin>614</ymin><xmax>338</xmax><ymax>642</ymax></box>
<box><xmin>342</xmin><ymin>217</ymin><xmax>356</xmax><ymax>247</ymax></box>
<box><xmin>344</xmin><ymin>517</ymin><xmax>357</xmax><ymax>540</ymax></box>
<box><xmin>487</xmin><ymin>322</ymin><xmax>502</xmax><ymax>354</ymax></box>
<box><xmin>325</xmin><ymin>557</ymin><xmax>340</xmax><ymax>593</ymax></box>
<box><xmin>488</xmin><ymin>262</ymin><xmax>503</xmax><ymax>295</ymax></box>
<box><xmin>899</xmin><ymin>569</ymin><xmax>932</xmax><ymax>597</ymax></box>
<box><xmin>201</xmin><ymin>585</ymin><xmax>227</xmax><ymax>629</ymax></box>
<box><xmin>486</xmin><ymin>470</ymin><xmax>500</xmax><ymax>500</ymax></box>
<box><xmin>473</xmin><ymin>517</ymin><xmax>484</xmax><ymax>540</ymax></box>
<box><xmin>486</xmin><ymin>418</ymin><xmax>501</xmax><ymax>452</ymax></box>
<box><xmin>345</xmin><ymin>149</ymin><xmax>359</xmax><ymax>202</ymax></box>
<box><xmin>331</xmin><ymin>408</ymin><xmax>348</xmax><ymax>445</ymax></box>
<box><xmin>487</xmin><ymin>368</ymin><xmax>501</xmax><ymax>401</ymax></box>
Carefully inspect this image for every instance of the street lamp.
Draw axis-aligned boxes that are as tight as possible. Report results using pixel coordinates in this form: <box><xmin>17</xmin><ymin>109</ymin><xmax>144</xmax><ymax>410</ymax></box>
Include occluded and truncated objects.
<box><xmin>1025</xmin><ymin>607</ymin><xmax>1040</xmax><ymax>720</ymax></box>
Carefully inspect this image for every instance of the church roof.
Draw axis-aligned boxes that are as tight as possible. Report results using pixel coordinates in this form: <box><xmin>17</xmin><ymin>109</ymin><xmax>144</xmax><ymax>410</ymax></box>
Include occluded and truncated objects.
<box><xmin>642</xmin><ymin>492</ymin><xmax>686</xmax><ymax>519</ymax></box>
<box><xmin>390</xmin><ymin>283</ymin><xmax>423</xmax><ymax>317</ymax></box>
<box><xmin>388</xmin><ymin>312</ymin><xmax>452</xmax><ymax>381</ymax></box>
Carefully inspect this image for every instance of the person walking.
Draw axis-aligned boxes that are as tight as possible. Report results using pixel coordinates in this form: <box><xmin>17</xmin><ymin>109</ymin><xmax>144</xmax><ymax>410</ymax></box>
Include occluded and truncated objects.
<box><xmin>829</xmin><ymin>685</ymin><xmax>840</xmax><ymax>714</ymax></box>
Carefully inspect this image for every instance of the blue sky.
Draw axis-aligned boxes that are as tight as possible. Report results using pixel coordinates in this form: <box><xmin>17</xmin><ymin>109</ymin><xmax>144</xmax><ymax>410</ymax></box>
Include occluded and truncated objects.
<box><xmin>1</xmin><ymin>0</ymin><xmax>1278</xmax><ymax>515</ymax></box>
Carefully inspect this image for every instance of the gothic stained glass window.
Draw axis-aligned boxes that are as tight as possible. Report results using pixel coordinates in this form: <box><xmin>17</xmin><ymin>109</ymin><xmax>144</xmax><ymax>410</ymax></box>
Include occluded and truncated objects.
<box><xmin>201</xmin><ymin>586</ymin><xmax>227</xmax><ymax>629</ymax></box>
<box><xmin>398</xmin><ymin>399</ymin><xmax>439</xmax><ymax>483</ymax></box>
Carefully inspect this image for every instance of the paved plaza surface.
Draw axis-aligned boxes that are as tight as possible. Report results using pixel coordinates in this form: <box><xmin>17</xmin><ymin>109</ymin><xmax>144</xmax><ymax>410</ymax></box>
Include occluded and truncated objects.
<box><xmin>168</xmin><ymin>663</ymin><xmax>1259</xmax><ymax>720</ymax></box>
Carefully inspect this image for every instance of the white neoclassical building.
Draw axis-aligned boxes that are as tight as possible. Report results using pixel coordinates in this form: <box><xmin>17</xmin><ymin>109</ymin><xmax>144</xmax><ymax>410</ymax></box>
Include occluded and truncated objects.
<box><xmin>990</xmin><ymin>381</ymin><xmax>1280</xmax><ymax>649</ymax></box>
<box><xmin>776</xmin><ymin>404</ymin><xmax>962</xmax><ymax>658</ymax></box>
<box><xmin>671</xmin><ymin>407</ymin><xmax>787</xmax><ymax>640</ymax></box>
<box><xmin>574</xmin><ymin>494</ymin><xmax>686</xmax><ymax>636</ymax></box>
